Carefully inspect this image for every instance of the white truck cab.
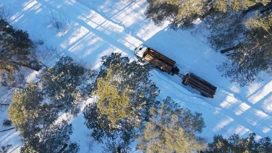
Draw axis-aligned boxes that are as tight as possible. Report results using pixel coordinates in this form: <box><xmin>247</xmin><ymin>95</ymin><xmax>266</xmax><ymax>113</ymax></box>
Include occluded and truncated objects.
<box><xmin>134</xmin><ymin>44</ymin><xmax>148</xmax><ymax>58</ymax></box>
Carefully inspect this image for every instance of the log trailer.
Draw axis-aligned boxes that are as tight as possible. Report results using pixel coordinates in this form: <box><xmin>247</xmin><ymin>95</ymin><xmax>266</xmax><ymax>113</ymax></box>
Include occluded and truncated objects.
<box><xmin>135</xmin><ymin>45</ymin><xmax>217</xmax><ymax>98</ymax></box>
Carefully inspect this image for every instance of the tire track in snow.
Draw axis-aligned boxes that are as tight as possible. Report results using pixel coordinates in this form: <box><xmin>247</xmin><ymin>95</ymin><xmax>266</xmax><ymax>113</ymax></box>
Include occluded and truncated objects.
<box><xmin>153</xmin><ymin>70</ymin><xmax>269</xmax><ymax>137</ymax></box>
<box><xmin>37</xmin><ymin>0</ymin><xmax>141</xmax><ymax>55</ymax></box>
<box><xmin>36</xmin><ymin>0</ymin><xmax>272</xmax><ymax>137</ymax></box>
<box><xmin>175</xmin><ymin>62</ymin><xmax>272</xmax><ymax>136</ymax></box>
<box><xmin>76</xmin><ymin>0</ymin><xmax>145</xmax><ymax>43</ymax></box>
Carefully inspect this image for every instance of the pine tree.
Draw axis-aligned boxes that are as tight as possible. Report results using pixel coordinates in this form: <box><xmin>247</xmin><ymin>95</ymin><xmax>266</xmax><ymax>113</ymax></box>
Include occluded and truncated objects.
<box><xmin>0</xmin><ymin>19</ymin><xmax>41</xmax><ymax>86</ymax></box>
<box><xmin>145</xmin><ymin>0</ymin><xmax>210</xmax><ymax>28</ymax></box>
<box><xmin>8</xmin><ymin>83</ymin><xmax>79</xmax><ymax>153</ymax></box>
<box><xmin>137</xmin><ymin>97</ymin><xmax>207</xmax><ymax>153</ymax></box>
<box><xmin>84</xmin><ymin>53</ymin><xmax>159</xmax><ymax>150</ymax></box>
<box><xmin>8</xmin><ymin>83</ymin><xmax>45</xmax><ymax>137</ymax></box>
<box><xmin>41</xmin><ymin>56</ymin><xmax>91</xmax><ymax>113</ymax></box>
<box><xmin>203</xmin><ymin>133</ymin><xmax>272</xmax><ymax>153</ymax></box>
<box><xmin>216</xmin><ymin>12</ymin><xmax>272</xmax><ymax>86</ymax></box>
<box><xmin>20</xmin><ymin>121</ymin><xmax>79</xmax><ymax>153</ymax></box>
<box><xmin>96</xmin><ymin>65</ymin><xmax>131</xmax><ymax>128</ymax></box>
<box><xmin>7</xmin><ymin>56</ymin><xmax>86</xmax><ymax>153</ymax></box>
<box><xmin>145</xmin><ymin>0</ymin><xmax>270</xmax><ymax>28</ymax></box>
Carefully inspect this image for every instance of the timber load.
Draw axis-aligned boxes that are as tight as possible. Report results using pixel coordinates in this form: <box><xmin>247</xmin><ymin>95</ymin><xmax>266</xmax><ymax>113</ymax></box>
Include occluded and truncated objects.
<box><xmin>182</xmin><ymin>73</ymin><xmax>217</xmax><ymax>98</ymax></box>
<box><xmin>134</xmin><ymin>45</ymin><xmax>179</xmax><ymax>75</ymax></box>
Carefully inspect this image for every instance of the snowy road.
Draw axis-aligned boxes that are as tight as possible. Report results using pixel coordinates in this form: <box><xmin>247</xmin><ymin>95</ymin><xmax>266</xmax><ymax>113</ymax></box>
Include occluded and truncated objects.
<box><xmin>1</xmin><ymin>0</ymin><xmax>272</xmax><ymax>152</ymax></box>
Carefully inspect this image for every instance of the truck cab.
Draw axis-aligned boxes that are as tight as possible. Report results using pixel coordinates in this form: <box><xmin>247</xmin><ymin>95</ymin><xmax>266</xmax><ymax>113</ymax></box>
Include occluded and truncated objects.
<box><xmin>134</xmin><ymin>44</ymin><xmax>147</xmax><ymax>58</ymax></box>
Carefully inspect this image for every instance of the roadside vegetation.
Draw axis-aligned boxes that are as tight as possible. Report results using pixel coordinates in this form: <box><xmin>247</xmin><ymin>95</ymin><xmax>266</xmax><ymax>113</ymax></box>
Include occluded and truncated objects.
<box><xmin>1</xmin><ymin>0</ymin><xmax>272</xmax><ymax>152</ymax></box>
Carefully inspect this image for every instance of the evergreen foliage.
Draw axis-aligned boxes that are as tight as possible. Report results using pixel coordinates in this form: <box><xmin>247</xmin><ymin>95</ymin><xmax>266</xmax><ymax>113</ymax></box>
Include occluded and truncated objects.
<box><xmin>145</xmin><ymin>0</ymin><xmax>208</xmax><ymax>28</ymax></box>
<box><xmin>84</xmin><ymin>53</ymin><xmax>159</xmax><ymax>151</ymax></box>
<box><xmin>2</xmin><ymin>119</ymin><xmax>12</xmax><ymax>127</ymax></box>
<box><xmin>8</xmin><ymin>83</ymin><xmax>76</xmax><ymax>153</ymax></box>
<box><xmin>145</xmin><ymin>0</ymin><xmax>270</xmax><ymax>28</ymax></box>
<box><xmin>8</xmin><ymin>83</ymin><xmax>47</xmax><ymax>137</ymax></box>
<box><xmin>84</xmin><ymin>53</ymin><xmax>207</xmax><ymax>152</ymax></box>
<box><xmin>206</xmin><ymin>11</ymin><xmax>246</xmax><ymax>51</ymax></box>
<box><xmin>96</xmin><ymin>66</ymin><xmax>131</xmax><ymax>129</ymax></box>
<box><xmin>0</xmin><ymin>19</ymin><xmax>41</xmax><ymax>86</ymax></box>
<box><xmin>203</xmin><ymin>133</ymin><xmax>272</xmax><ymax>153</ymax></box>
<box><xmin>7</xmin><ymin>56</ymin><xmax>91</xmax><ymax>153</ymax></box>
<box><xmin>8</xmin><ymin>83</ymin><xmax>78</xmax><ymax>153</ymax></box>
<box><xmin>41</xmin><ymin>56</ymin><xmax>91</xmax><ymax>113</ymax></box>
<box><xmin>20</xmin><ymin>121</ymin><xmax>79</xmax><ymax>153</ymax></box>
<box><xmin>102</xmin><ymin>140</ymin><xmax>130</xmax><ymax>153</ymax></box>
<box><xmin>137</xmin><ymin>97</ymin><xmax>207</xmax><ymax>153</ymax></box>
<box><xmin>214</xmin><ymin>12</ymin><xmax>272</xmax><ymax>86</ymax></box>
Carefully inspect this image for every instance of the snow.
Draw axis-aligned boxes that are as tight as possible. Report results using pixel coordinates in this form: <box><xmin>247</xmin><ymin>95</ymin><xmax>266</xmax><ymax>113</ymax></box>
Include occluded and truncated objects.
<box><xmin>1</xmin><ymin>0</ymin><xmax>272</xmax><ymax>152</ymax></box>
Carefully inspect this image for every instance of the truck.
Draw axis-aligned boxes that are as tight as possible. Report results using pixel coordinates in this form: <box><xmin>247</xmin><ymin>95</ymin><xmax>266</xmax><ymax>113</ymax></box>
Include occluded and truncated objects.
<box><xmin>135</xmin><ymin>44</ymin><xmax>217</xmax><ymax>98</ymax></box>
<box><xmin>134</xmin><ymin>44</ymin><xmax>179</xmax><ymax>75</ymax></box>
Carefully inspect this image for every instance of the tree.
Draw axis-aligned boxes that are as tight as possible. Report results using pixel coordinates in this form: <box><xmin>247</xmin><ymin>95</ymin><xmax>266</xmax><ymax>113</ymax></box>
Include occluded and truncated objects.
<box><xmin>20</xmin><ymin>121</ymin><xmax>79</xmax><ymax>153</ymax></box>
<box><xmin>8</xmin><ymin>84</ymin><xmax>79</xmax><ymax>153</ymax></box>
<box><xmin>84</xmin><ymin>53</ymin><xmax>159</xmax><ymax>150</ymax></box>
<box><xmin>145</xmin><ymin>0</ymin><xmax>270</xmax><ymax>28</ymax></box>
<box><xmin>8</xmin><ymin>83</ymin><xmax>46</xmax><ymax>138</ymax></box>
<box><xmin>137</xmin><ymin>97</ymin><xmax>207</xmax><ymax>153</ymax></box>
<box><xmin>41</xmin><ymin>56</ymin><xmax>91</xmax><ymax>113</ymax></box>
<box><xmin>2</xmin><ymin>119</ymin><xmax>12</xmax><ymax>127</ymax></box>
<box><xmin>145</xmin><ymin>0</ymin><xmax>210</xmax><ymax>28</ymax></box>
<box><xmin>216</xmin><ymin>12</ymin><xmax>272</xmax><ymax>86</ymax></box>
<box><xmin>203</xmin><ymin>133</ymin><xmax>272</xmax><ymax>153</ymax></box>
<box><xmin>8</xmin><ymin>60</ymin><xmax>85</xmax><ymax>153</ymax></box>
<box><xmin>205</xmin><ymin>11</ymin><xmax>246</xmax><ymax>52</ymax></box>
<box><xmin>0</xmin><ymin>19</ymin><xmax>41</xmax><ymax>86</ymax></box>
<box><xmin>96</xmin><ymin>66</ymin><xmax>131</xmax><ymax>129</ymax></box>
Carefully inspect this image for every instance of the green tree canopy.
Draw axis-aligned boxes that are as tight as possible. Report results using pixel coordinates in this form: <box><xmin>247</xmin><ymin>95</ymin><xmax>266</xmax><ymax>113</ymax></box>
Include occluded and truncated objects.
<box><xmin>41</xmin><ymin>56</ymin><xmax>91</xmax><ymax>113</ymax></box>
<box><xmin>203</xmin><ymin>133</ymin><xmax>272</xmax><ymax>153</ymax></box>
<box><xmin>8</xmin><ymin>83</ymin><xmax>46</xmax><ymax>137</ymax></box>
<box><xmin>96</xmin><ymin>65</ymin><xmax>131</xmax><ymax>128</ymax></box>
<box><xmin>137</xmin><ymin>97</ymin><xmax>207</xmax><ymax>153</ymax></box>
<box><xmin>8</xmin><ymin>56</ymin><xmax>89</xmax><ymax>153</ymax></box>
<box><xmin>0</xmin><ymin>19</ymin><xmax>41</xmax><ymax>86</ymax></box>
<box><xmin>213</xmin><ymin>12</ymin><xmax>272</xmax><ymax>86</ymax></box>
<box><xmin>84</xmin><ymin>53</ymin><xmax>159</xmax><ymax>151</ymax></box>
<box><xmin>145</xmin><ymin>0</ymin><xmax>270</xmax><ymax>28</ymax></box>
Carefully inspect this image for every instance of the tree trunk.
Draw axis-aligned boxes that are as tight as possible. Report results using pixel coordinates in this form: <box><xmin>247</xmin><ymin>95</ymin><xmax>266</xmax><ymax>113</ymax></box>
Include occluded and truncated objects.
<box><xmin>117</xmin><ymin>146</ymin><xmax>122</xmax><ymax>153</ymax></box>
<box><xmin>32</xmin><ymin>55</ymin><xmax>48</xmax><ymax>68</ymax></box>
<box><xmin>9</xmin><ymin>61</ymin><xmax>41</xmax><ymax>71</ymax></box>
<box><xmin>0</xmin><ymin>127</ymin><xmax>15</xmax><ymax>133</ymax></box>
<box><xmin>57</xmin><ymin>143</ymin><xmax>68</xmax><ymax>153</ymax></box>
<box><xmin>242</xmin><ymin>2</ymin><xmax>264</xmax><ymax>15</ymax></box>
<box><xmin>220</xmin><ymin>44</ymin><xmax>241</xmax><ymax>54</ymax></box>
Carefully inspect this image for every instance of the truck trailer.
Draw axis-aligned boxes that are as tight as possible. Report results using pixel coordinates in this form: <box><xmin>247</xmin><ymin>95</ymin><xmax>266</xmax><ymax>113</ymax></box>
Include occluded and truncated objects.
<box><xmin>181</xmin><ymin>73</ymin><xmax>217</xmax><ymax>98</ymax></box>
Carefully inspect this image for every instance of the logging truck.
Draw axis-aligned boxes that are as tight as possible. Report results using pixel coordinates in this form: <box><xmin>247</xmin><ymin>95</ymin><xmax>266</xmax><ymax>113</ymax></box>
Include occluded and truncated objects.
<box><xmin>134</xmin><ymin>44</ymin><xmax>217</xmax><ymax>98</ymax></box>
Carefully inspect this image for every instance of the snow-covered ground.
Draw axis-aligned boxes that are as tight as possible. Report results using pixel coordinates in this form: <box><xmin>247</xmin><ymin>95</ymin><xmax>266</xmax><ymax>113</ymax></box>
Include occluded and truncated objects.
<box><xmin>1</xmin><ymin>0</ymin><xmax>272</xmax><ymax>152</ymax></box>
